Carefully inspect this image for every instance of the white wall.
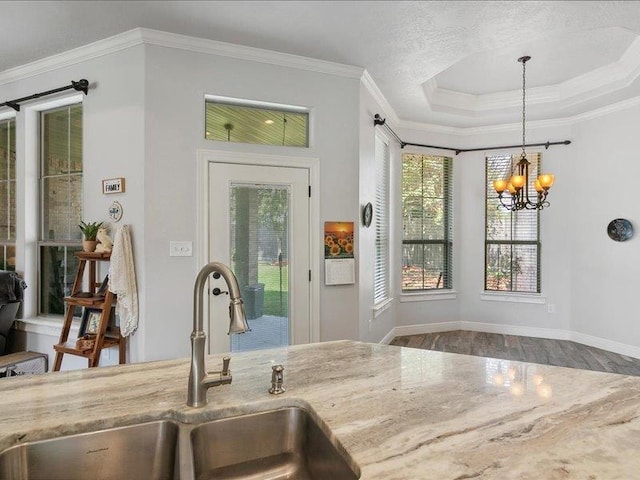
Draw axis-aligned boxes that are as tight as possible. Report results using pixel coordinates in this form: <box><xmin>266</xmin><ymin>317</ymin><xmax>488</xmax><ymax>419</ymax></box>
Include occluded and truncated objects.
<box><xmin>5</xmin><ymin>29</ymin><xmax>640</xmax><ymax>368</ymax></box>
<box><xmin>1</xmin><ymin>45</ymin><xmax>146</xmax><ymax>368</ymax></box>
<box><xmin>569</xmin><ymin>104</ymin><xmax>640</xmax><ymax>349</ymax></box>
<box><xmin>3</xmin><ymin>34</ymin><xmax>367</xmax><ymax>368</ymax></box>
<box><xmin>357</xmin><ymin>82</ymin><xmax>396</xmax><ymax>342</ymax></box>
<box><xmin>394</xmin><ymin>107</ymin><xmax>640</xmax><ymax>357</ymax></box>
<box><xmin>456</xmin><ymin>123</ymin><xmax>573</xmax><ymax>334</ymax></box>
<box><xmin>393</xmin><ymin>127</ymin><xmax>463</xmax><ymax>328</ymax></box>
<box><xmin>394</xmin><ymin>122</ymin><xmax>574</xmax><ymax>334</ymax></box>
<box><xmin>141</xmin><ymin>44</ymin><xmax>362</xmax><ymax>360</ymax></box>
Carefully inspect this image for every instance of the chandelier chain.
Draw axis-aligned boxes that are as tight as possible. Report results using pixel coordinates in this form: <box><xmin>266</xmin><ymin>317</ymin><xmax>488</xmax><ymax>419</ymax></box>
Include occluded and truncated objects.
<box><xmin>522</xmin><ymin>58</ymin><xmax>526</xmax><ymax>157</ymax></box>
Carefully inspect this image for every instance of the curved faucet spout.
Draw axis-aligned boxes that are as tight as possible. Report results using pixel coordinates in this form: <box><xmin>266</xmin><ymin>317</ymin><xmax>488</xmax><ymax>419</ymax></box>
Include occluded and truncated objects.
<box><xmin>188</xmin><ymin>262</ymin><xmax>249</xmax><ymax>408</ymax></box>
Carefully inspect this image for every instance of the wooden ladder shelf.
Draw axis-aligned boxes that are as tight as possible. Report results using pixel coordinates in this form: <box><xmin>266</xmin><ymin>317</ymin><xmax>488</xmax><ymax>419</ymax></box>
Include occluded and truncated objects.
<box><xmin>53</xmin><ymin>251</ymin><xmax>126</xmax><ymax>371</ymax></box>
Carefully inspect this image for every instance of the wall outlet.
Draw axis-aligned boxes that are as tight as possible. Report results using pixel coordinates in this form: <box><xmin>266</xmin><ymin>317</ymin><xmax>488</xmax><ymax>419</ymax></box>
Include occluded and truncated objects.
<box><xmin>170</xmin><ymin>241</ymin><xmax>193</xmax><ymax>257</ymax></box>
<box><xmin>547</xmin><ymin>304</ymin><xmax>555</xmax><ymax>314</ymax></box>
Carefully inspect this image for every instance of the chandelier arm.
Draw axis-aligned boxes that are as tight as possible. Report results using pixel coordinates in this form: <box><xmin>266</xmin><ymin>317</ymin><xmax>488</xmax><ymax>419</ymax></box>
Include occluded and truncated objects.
<box><xmin>497</xmin><ymin>193</ymin><xmax>515</xmax><ymax>211</ymax></box>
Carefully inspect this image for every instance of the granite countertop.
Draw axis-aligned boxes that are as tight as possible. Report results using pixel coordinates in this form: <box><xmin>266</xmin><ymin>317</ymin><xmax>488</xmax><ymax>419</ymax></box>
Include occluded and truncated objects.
<box><xmin>2</xmin><ymin>340</ymin><xmax>640</xmax><ymax>479</ymax></box>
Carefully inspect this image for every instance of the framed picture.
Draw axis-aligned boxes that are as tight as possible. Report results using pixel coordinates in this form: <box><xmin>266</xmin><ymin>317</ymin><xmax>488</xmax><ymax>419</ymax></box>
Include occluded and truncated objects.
<box><xmin>79</xmin><ymin>308</ymin><xmax>103</xmax><ymax>336</ymax></box>
<box><xmin>102</xmin><ymin>177</ymin><xmax>125</xmax><ymax>194</ymax></box>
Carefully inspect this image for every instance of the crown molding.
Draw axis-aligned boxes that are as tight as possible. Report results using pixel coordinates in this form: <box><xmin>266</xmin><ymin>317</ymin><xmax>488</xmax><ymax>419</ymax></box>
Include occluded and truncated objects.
<box><xmin>139</xmin><ymin>28</ymin><xmax>363</xmax><ymax>79</ymax></box>
<box><xmin>399</xmin><ymin>93</ymin><xmax>640</xmax><ymax>136</ymax></box>
<box><xmin>4</xmin><ymin>26</ymin><xmax>639</xmax><ymax>137</ymax></box>
<box><xmin>0</xmin><ymin>29</ymin><xmax>144</xmax><ymax>86</ymax></box>
<box><xmin>0</xmin><ymin>28</ymin><xmax>363</xmax><ymax>87</ymax></box>
<box><xmin>423</xmin><ymin>37</ymin><xmax>640</xmax><ymax>118</ymax></box>
<box><xmin>360</xmin><ymin>70</ymin><xmax>400</xmax><ymax>125</ymax></box>
<box><xmin>568</xmin><ymin>94</ymin><xmax>640</xmax><ymax>124</ymax></box>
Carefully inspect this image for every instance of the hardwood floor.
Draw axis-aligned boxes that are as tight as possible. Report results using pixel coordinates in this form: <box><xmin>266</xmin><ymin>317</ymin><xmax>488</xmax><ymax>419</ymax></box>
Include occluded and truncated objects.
<box><xmin>390</xmin><ymin>330</ymin><xmax>640</xmax><ymax>376</ymax></box>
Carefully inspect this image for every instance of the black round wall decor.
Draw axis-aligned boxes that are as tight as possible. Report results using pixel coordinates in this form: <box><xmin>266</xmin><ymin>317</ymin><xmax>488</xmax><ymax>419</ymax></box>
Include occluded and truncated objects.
<box><xmin>607</xmin><ymin>218</ymin><xmax>633</xmax><ymax>242</ymax></box>
<box><xmin>362</xmin><ymin>202</ymin><xmax>373</xmax><ymax>227</ymax></box>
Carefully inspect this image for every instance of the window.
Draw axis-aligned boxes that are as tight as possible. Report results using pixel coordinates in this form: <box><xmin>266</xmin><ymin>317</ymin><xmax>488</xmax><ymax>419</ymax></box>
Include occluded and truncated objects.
<box><xmin>39</xmin><ymin>104</ymin><xmax>83</xmax><ymax>315</ymax></box>
<box><xmin>0</xmin><ymin>118</ymin><xmax>16</xmax><ymax>271</ymax></box>
<box><xmin>374</xmin><ymin>134</ymin><xmax>390</xmax><ymax>304</ymax></box>
<box><xmin>402</xmin><ymin>153</ymin><xmax>453</xmax><ymax>290</ymax></box>
<box><xmin>205</xmin><ymin>99</ymin><xmax>309</xmax><ymax>147</ymax></box>
<box><xmin>485</xmin><ymin>153</ymin><xmax>540</xmax><ymax>293</ymax></box>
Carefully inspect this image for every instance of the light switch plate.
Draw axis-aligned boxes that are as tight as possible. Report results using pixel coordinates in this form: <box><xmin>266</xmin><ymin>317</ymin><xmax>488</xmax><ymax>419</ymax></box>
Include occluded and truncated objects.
<box><xmin>170</xmin><ymin>241</ymin><xmax>193</xmax><ymax>257</ymax></box>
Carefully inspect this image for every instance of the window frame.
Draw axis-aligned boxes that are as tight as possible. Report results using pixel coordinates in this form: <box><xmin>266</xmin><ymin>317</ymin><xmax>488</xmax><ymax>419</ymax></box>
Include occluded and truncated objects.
<box><xmin>0</xmin><ymin>116</ymin><xmax>16</xmax><ymax>271</ymax></box>
<box><xmin>37</xmin><ymin>103</ymin><xmax>84</xmax><ymax>317</ymax></box>
<box><xmin>401</xmin><ymin>152</ymin><xmax>453</xmax><ymax>292</ymax></box>
<box><xmin>484</xmin><ymin>152</ymin><xmax>541</xmax><ymax>294</ymax></box>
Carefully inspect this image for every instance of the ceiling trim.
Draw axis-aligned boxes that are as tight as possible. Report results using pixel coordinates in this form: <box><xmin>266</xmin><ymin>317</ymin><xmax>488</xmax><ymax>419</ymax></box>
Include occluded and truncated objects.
<box><xmin>140</xmin><ymin>29</ymin><xmax>363</xmax><ymax>79</ymax></box>
<box><xmin>0</xmin><ymin>29</ymin><xmax>143</xmax><ymax>86</ymax></box>
<box><xmin>423</xmin><ymin>37</ymin><xmax>640</xmax><ymax>117</ymax></box>
<box><xmin>361</xmin><ymin>70</ymin><xmax>400</xmax><ymax>125</ymax></box>
<box><xmin>0</xmin><ymin>28</ymin><xmax>363</xmax><ymax>87</ymax></box>
<box><xmin>399</xmin><ymin>93</ymin><xmax>640</xmax><ymax>136</ymax></box>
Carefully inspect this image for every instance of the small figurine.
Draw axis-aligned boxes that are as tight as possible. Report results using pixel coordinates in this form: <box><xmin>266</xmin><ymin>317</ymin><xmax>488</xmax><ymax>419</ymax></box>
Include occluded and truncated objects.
<box><xmin>95</xmin><ymin>226</ymin><xmax>114</xmax><ymax>253</ymax></box>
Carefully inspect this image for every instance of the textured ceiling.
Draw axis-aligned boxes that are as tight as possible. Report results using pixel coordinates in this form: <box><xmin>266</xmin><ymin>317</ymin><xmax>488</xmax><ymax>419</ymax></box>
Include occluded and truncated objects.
<box><xmin>3</xmin><ymin>1</ymin><xmax>640</xmax><ymax>128</ymax></box>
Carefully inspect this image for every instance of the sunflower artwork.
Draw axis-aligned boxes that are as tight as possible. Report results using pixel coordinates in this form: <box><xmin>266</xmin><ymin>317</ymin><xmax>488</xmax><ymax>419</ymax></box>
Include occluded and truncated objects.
<box><xmin>324</xmin><ymin>222</ymin><xmax>355</xmax><ymax>259</ymax></box>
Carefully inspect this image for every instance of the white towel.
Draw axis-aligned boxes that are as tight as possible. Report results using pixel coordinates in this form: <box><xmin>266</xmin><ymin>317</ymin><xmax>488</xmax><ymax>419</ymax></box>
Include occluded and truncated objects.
<box><xmin>108</xmin><ymin>225</ymin><xmax>139</xmax><ymax>337</ymax></box>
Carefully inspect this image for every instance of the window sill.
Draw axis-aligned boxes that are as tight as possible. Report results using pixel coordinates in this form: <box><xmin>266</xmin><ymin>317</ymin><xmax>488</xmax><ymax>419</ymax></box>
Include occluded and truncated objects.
<box><xmin>373</xmin><ymin>297</ymin><xmax>393</xmax><ymax>318</ymax></box>
<box><xmin>480</xmin><ymin>292</ymin><xmax>546</xmax><ymax>304</ymax></box>
<box><xmin>14</xmin><ymin>316</ymin><xmax>80</xmax><ymax>337</ymax></box>
<box><xmin>400</xmin><ymin>290</ymin><xmax>457</xmax><ymax>302</ymax></box>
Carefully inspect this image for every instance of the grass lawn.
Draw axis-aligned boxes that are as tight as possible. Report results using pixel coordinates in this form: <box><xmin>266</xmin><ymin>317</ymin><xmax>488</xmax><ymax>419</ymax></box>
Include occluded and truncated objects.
<box><xmin>258</xmin><ymin>263</ymin><xmax>288</xmax><ymax>317</ymax></box>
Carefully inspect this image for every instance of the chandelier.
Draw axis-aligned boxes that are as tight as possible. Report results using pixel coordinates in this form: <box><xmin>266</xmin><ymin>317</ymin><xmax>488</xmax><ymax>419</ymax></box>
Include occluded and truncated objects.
<box><xmin>493</xmin><ymin>56</ymin><xmax>554</xmax><ymax>211</ymax></box>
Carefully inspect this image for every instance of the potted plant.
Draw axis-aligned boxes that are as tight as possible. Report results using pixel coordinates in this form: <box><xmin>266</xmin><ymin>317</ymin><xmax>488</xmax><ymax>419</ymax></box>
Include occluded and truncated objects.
<box><xmin>78</xmin><ymin>221</ymin><xmax>103</xmax><ymax>252</ymax></box>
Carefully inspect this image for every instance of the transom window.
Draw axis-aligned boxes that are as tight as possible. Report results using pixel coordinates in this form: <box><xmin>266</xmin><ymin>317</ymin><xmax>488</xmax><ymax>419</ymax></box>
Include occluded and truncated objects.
<box><xmin>485</xmin><ymin>153</ymin><xmax>541</xmax><ymax>293</ymax></box>
<box><xmin>205</xmin><ymin>98</ymin><xmax>309</xmax><ymax>147</ymax></box>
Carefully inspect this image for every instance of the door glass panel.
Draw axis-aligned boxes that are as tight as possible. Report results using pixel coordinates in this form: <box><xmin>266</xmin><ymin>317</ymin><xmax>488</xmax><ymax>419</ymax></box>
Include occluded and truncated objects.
<box><xmin>229</xmin><ymin>183</ymin><xmax>290</xmax><ymax>352</ymax></box>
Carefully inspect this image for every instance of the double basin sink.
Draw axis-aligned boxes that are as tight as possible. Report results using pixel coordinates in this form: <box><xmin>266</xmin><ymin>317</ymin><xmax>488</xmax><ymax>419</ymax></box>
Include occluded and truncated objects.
<box><xmin>0</xmin><ymin>406</ymin><xmax>361</xmax><ymax>480</ymax></box>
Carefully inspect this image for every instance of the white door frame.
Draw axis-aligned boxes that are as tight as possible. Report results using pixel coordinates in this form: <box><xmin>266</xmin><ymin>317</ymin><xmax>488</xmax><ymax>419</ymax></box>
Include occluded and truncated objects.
<box><xmin>196</xmin><ymin>149</ymin><xmax>320</xmax><ymax>348</ymax></box>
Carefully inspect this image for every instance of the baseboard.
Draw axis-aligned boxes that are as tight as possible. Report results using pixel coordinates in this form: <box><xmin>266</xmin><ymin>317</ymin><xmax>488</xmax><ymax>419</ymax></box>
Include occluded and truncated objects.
<box><xmin>458</xmin><ymin>321</ymin><xmax>572</xmax><ymax>341</ymax></box>
<box><xmin>379</xmin><ymin>328</ymin><xmax>398</xmax><ymax>345</ymax></box>
<box><xmin>380</xmin><ymin>321</ymin><xmax>463</xmax><ymax>345</ymax></box>
<box><xmin>382</xmin><ymin>321</ymin><xmax>640</xmax><ymax>360</ymax></box>
<box><xmin>571</xmin><ymin>331</ymin><xmax>640</xmax><ymax>360</ymax></box>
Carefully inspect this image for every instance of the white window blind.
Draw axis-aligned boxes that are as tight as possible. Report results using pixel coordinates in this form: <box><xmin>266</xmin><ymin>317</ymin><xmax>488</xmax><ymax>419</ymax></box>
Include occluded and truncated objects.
<box><xmin>0</xmin><ymin>118</ymin><xmax>16</xmax><ymax>271</ymax></box>
<box><xmin>39</xmin><ymin>104</ymin><xmax>84</xmax><ymax>315</ymax></box>
<box><xmin>485</xmin><ymin>153</ymin><xmax>541</xmax><ymax>293</ymax></box>
<box><xmin>402</xmin><ymin>153</ymin><xmax>453</xmax><ymax>290</ymax></box>
<box><xmin>374</xmin><ymin>134</ymin><xmax>390</xmax><ymax>304</ymax></box>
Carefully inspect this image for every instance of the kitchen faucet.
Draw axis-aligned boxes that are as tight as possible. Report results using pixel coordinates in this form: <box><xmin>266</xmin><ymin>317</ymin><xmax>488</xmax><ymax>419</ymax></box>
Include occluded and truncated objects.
<box><xmin>188</xmin><ymin>262</ymin><xmax>249</xmax><ymax>407</ymax></box>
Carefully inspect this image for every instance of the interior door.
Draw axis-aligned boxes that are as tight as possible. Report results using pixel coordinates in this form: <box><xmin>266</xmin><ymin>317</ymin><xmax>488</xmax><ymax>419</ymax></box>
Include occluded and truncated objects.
<box><xmin>209</xmin><ymin>162</ymin><xmax>310</xmax><ymax>353</ymax></box>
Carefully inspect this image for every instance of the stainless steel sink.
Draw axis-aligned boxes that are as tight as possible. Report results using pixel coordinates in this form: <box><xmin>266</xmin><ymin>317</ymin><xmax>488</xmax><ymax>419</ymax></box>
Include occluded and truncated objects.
<box><xmin>190</xmin><ymin>407</ymin><xmax>360</xmax><ymax>480</ymax></box>
<box><xmin>0</xmin><ymin>420</ymin><xmax>179</xmax><ymax>480</ymax></box>
<box><xmin>0</xmin><ymin>407</ymin><xmax>360</xmax><ymax>480</ymax></box>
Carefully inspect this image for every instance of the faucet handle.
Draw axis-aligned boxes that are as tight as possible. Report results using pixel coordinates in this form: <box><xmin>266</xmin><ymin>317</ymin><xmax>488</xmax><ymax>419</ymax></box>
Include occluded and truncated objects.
<box><xmin>221</xmin><ymin>356</ymin><xmax>231</xmax><ymax>376</ymax></box>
